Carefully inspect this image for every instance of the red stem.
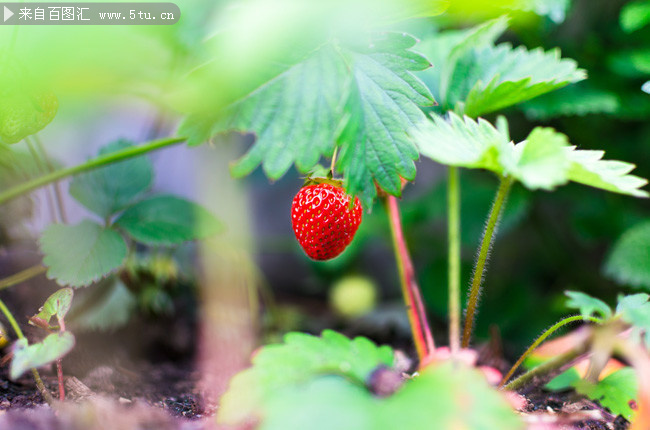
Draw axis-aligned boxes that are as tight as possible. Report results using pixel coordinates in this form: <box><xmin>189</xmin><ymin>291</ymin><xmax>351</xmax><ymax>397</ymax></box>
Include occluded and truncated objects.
<box><xmin>57</xmin><ymin>316</ymin><xmax>66</xmax><ymax>401</ymax></box>
<box><xmin>56</xmin><ymin>360</ymin><xmax>64</xmax><ymax>401</ymax></box>
<box><xmin>385</xmin><ymin>196</ymin><xmax>435</xmax><ymax>360</ymax></box>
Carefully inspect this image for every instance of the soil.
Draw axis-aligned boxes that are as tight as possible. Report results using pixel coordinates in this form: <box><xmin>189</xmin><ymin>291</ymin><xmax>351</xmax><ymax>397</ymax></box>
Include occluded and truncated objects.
<box><xmin>520</xmin><ymin>387</ymin><xmax>630</xmax><ymax>430</ymax></box>
<box><xmin>0</xmin><ymin>346</ymin><xmax>214</xmax><ymax>429</ymax></box>
<box><xmin>0</xmin><ymin>356</ymin><xmax>630</xmax><ymax>430</ymax></box>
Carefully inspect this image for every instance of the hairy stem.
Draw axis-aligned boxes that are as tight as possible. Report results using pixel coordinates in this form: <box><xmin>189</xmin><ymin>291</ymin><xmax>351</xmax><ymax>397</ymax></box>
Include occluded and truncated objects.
<box><xmin>0</xmin><ymin>298</ymin><xmax>53</xmax><ymax>404</ymax></box>
<box><xmin>0</xmin><ymin>265</ymin><xmax>46</xmax><ymax>292</ymax></box>
<box><xmin>0</xmin><ymin>136</ymin><xmax>186</xmax><ymax>206</ymax></box>
<box><xmin>500</xmin><ymin>315</ymin><xmax>602</xmax><ymax>388</ymax></box>
<box><xmin>504</xmin><ymin>342</ymin><xmax>590</xmax><ymax>392</ymax></box>
<box><xmin>385</xmin><ymin>195</ymin><xmax>435</xmax><ymax>361</ymax></box>
<box><xmin>448</xmin><ymin>167</ymin><xmax>461</xmax><ymax>355</ymax></box>
<box><xmin>462</xmin><ymin>175</ymin><xmax>513</xmax><ymax>348</ymax></box>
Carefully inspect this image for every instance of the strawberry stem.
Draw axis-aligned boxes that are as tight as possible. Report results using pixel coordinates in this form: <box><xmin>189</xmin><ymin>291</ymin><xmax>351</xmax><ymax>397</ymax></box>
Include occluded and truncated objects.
<box><xmin>56</xmin><ymin>316</ymin><xmax>66</xmax><ymax>401</ymax></box>
<box><xmin>447</xmin><ymin>166</ymin><xmax>461</xmax><ymax>356</ymax></box>
<box><xmin>0</xmin><ymin>136</ymin><xmax>186</xmax><ymax>207</ymax></box>
<box><xmin>329</xmin><ymin>146</ymin><xmax>339</xmax><ymax>177</ymax></box>
<box><xmin>462</xmin><ymin>175</ymin><xmax>513</xmax><ymax>348</ymax></box>
<box><xmin>0</xmin><ymin>265</ymin><xmax>46</xmax><ymax>292</ymax></box>
<box><xmin>385</xmin><ymin>195</ymin><xmax>435</xmax><ymax>361</ymax></box>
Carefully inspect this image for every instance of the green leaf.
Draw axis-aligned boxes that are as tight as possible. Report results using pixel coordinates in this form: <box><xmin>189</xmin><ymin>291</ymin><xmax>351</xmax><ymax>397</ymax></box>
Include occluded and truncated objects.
<box><xmin>506</xmin><ymin>0</ymin><xmax>571</xmax><ymax>23</ymax></box>
<box><xmin>521</xmin><ymin>85</ymin><xmax>620</xmax><ymax>120</ymax></box>
<box><xmin>416</xmin><ymin>17</ymin><xmax>583</xmax><ymax>116</ymax></box>
<box><xmin>417</xmin><ymin>17</ymin><xmax>508</xmax><ymax>107</ymax></box>
<box><xmin>416</xmin><ymin>115</ymin><xmax>573</xmax><ymax>189</ymax></box>
<box><xmin>574</xmin><ymin>368</ymin><xmax>638</xmax><ymax>421</ymax></box>
<box><xmin>616</xmin><ymin>293</ymin><xmax>650</xmax><ymax>349</ymax></box>
<box><xmin>218</xmin><ymin>329</ymin><xmax>395</xmax><ymax>425</ymax></box>
<box><xmin>261</xmin><ymin>376</ymin><xmax>375</xmax><ymax>430</ymax></box>
<box><xmin>565</xmin><ymin>290</ymin><xmax>612</xmax><ymax>320</ymax></box>
<box><xmin>69</xmin><ymin>279</ymin><xmax>136</xmax><ymax>332</ymax></box>
<box><xmin>382</xmin><ymin>0</ymin><xmax>450</xmax><ymax>22</ymax></box>
<box><xmin>30</xmin><ymin>288</ymin><xmax>74</xmax><ymax>329</ymax></box>
<box><xmin>547</xmin><ymin>368</ymin><xmax>582</xmax><ymax>391</ymax></box>
<box><xmin>186</xmin><ymin>32</ymin><xmax>434</xmax><ymax>207</ymax></box>
<box><xmin>414</xmin><ymin>113</ymin><xmax>649</xmax><ymax>196</ymax></box>
<box><xmin>221</xmin><ymin>333</ymin><xmax>522</xmax><ymax>430</ymax></box>
<box><xmin>524</xmin><ymin>355</ymin><xmax>583</xmax><ymax>391</ymax></box>
<box><xmin>566</xmin><ymin>148</ymin><xmax>649</xmax><ymax>197</ymax></box>
<box><xmin>616</xmin><ymin>293</ymin><xmax>650</xmax><ymax>315</ymax></box>
<box><xmin>115</xmin><ymin>195</ymin><xmax>221</xmax><ymax>245</ymax></box>
<box><xmin>0</xmin><ymin>58</ymin><xmax>58</xmax><ymax>144</ymax></box>
<box><xmin>414</xmin><ymin>112</ymin><xmax>509</xmax><ymax>172</ymax></box>
<box><xmin>10</xmin><ymin>332</ymin><xmax>75</xmax><ymax>380</ymax></box>
<box><xmin>337</xmin><ymin>33</ymin><xmax>435</xmax><ymax>206</ymax></box>
<box><xmin>264</xmin><ymin>364</ymin><xmax>523</xmax><ymax>430</ymax></box>
<box><xmin>40</xmin><ymin>221</ymin><xmax>128</xmax><ymax>288</ymax></box>
<box><xmin>176</xmin><ymin>0</ymin><xmax>447</xmax><ymax>127</ymax></box>
<box><xmin>605</xmin><ymin>221</ymin><xmax>650</xmax><ymax>289</ymax></box>
<box><xmin>459</xmin><ymin>44</ymin><xmax>585</xmax><ymax>117</ymax></box>
<box><xmin>621</xmin><ymin>0</ymin><xmax>650</xmax><ymax>33</ymax></box>
<box><xmin>501</xmin><ymin>127</ymin><xmax>571</xmax><ymax>190</ymax></box>
<box><xmin>69</xmin><ymin>140</ymin><xmax>153</xmax><ymax>218</ymax></box>
<box><xmin>388</xmin><ymin>363</ymin><xmax>522</xmax><ymax>430</ymax></box>
<box><xmin>207</xmin><ymin>45</ymin><xmax>349</xmax><ymax>177</ymax></box>
<box><xmin>609</xmin><ymin>49</ymin><xmax>650</xmax><ymax>78</ymax></box>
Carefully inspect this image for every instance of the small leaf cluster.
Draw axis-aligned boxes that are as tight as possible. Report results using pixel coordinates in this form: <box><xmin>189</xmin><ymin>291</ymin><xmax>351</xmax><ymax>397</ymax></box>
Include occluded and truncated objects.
<box><xmin>566</xmin><ymin>291</ymin><xmax>650</xmax><ymax>351</ymax></box>
<box><xmin>40</xmin><ymin>140</ymin><xmax>221</xmax><ymax>288</ymax></box>
<box><xmin>11</xmin><ymin>288</ymin><xmax>75</xmax><ymax>380</ymax></box>
<box><xmin>522</xmin><ymin>291</ymin><xmax>649</xmax><ymax>420</ymax></box>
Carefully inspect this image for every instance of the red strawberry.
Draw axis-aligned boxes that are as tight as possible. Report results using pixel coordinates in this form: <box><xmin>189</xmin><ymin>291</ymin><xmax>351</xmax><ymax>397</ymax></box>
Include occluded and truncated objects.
<box><xmin>291</xmin><ymin>182</ymin><xmax>363</xmax><ymax>261</ymax></box>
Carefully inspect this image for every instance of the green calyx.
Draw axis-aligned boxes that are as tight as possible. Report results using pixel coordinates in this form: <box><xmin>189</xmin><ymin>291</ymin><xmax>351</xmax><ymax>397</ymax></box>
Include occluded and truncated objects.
<box><xmin>303</xmin><ymin>176</ymin><xmax>344</xmax><ymax>188</ymax></box>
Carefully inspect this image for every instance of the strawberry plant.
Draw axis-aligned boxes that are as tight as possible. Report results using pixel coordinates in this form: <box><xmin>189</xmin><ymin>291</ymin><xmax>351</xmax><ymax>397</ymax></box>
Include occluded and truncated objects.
<box><xmin>0</xmin><ymin>0</ymin><xmax>649</xmax><ymax>428</ymax></box>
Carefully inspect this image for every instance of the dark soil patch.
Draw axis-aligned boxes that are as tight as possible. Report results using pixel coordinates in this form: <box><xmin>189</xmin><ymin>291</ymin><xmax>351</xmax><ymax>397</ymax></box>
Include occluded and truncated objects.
<box><xmin>0</xmin><ymin>358</ymin><xmax>214</xmax><ymax>429</ymax></box>
<box><xmin>521</xmin><ymin>386</ymin><xmax>630</xmax><ymax>430</ymax></box>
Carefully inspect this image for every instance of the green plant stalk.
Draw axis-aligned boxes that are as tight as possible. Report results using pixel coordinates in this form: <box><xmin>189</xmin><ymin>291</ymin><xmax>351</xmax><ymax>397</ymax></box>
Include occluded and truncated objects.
<box><xmin>0</xmin><ymin>265</ymin><xmax>46</xmax><ymax>292</ymax></box>
<box><xmin>462</xmin><ymin>175</ymin><xmax>513</xmax><ymax>348</ymax></box>
<box><xmin>25</xmin><ymin>138</ymin><xmax>59</xmax><ymax>223</ymax></box>
<box><xmin>33</xmin><ymin>135</ymin><xmax>69</xmax><ymax>223</ymax></box>
<box><xmin>385</xmin><ymin>195</ymin><xmax>435</xmax><ymax>361</ymax></box>
<box><xmin>448</xmin><ymin>166</ymin><xmax>461</xmax><ymax>355</ymax></box>
<box><xmin>0</xmin><ymin>136</ymin><xmax>186</xmax><ymax>206</ymax></box>
<box><xmin>499</xmin><ymin>315</ymin><xmax>602</xmax><ymax>388</ymax></box>
<box><xmin>0</xmin><ymin>298</ymin><xmax>53</xmax><ymax>404</ymax></box>
<box><xmin>504</xmin><ymin>342</ymin><xmax>590</xmax><ymax>392</ymax></box>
